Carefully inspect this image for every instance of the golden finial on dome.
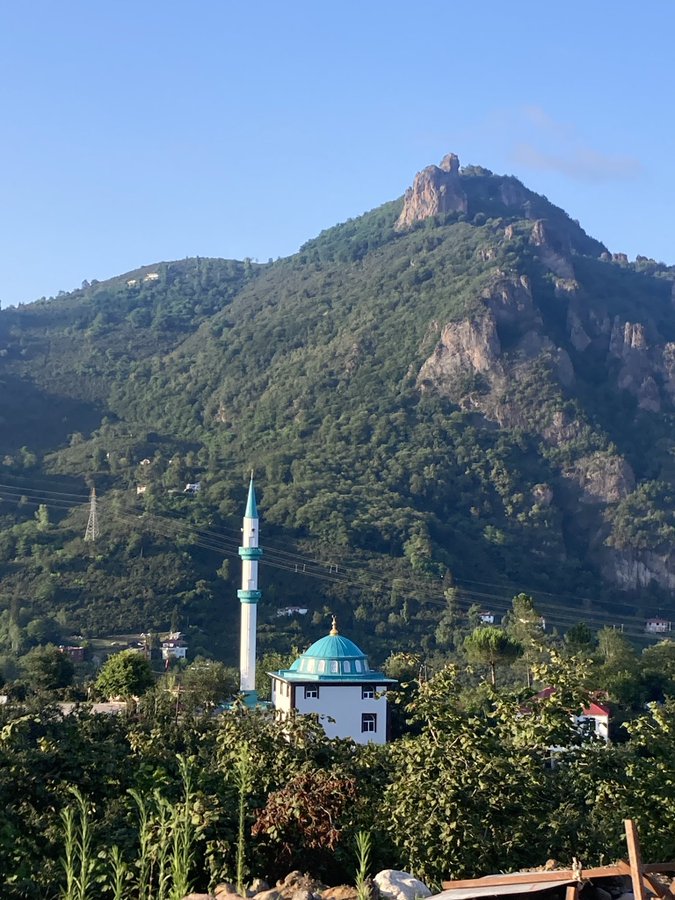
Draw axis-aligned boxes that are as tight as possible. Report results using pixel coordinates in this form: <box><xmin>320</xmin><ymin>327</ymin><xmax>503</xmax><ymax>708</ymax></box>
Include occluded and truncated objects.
<box><xmin>330</xmin><ymin>615</ymin><xmax>339</xmax><ymax>636</ymax></box>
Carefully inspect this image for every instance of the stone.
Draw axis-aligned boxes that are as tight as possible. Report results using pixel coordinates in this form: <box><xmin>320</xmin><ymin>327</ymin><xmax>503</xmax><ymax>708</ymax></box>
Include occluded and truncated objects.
<box><xmin>564</xmin><ymin>452</ymin><xmax>635</xmax><ymax>504</ymax></box>
<box><xmin>214</xmin><ymin>884</ymin><xmax>244</xmax><ymax>900</ymax></box>
<box><xmin>181</xmin><ymin>894</ymin><xmax>212</xmax><ymax>900</ymax></box>
<box><xmin>254</xmin><ymin>891</ymin><xmax>280</xmax><ymax>900</ymax></box>
<box><xmin>529</xmin><ymin>220</ymin><xmax>575</xmax><ymax>279</ymax></box>
<box><xmin>417</xmin><ymin>314</ymin><xmax>502</xmax><ymax>392</ymax></box>
<box><xmin>321</xmin><ymin>888</ymin><xmax>359</xmax><ymax>900</ymax></box>
<box><xmin>277</xmin><ymin>872</ymin><xmax>325</xmax><ymax>900</ymax></box>
<box><xmin>373</xmin><ymin>870</ymin><xmax>431</xmax><ymax>900</ymax></box>
<box><xmin>395</xmin><ymin>154</ymin><xmax>467</xmax><ymax>230</ymax></box>
<box><xmin>250</xmin><ymin>879</ymin><xmax>270</xmax><ymax>894</ymax></box>
<box><xmin>290</xmin><ymin>891</ymin><xmax>314</xmax><ymax>900</ymax></box>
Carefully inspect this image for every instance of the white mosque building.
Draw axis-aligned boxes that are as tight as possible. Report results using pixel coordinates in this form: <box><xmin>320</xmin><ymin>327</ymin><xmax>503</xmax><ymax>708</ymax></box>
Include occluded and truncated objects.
<box><xmin>269</xmin><ymin>618</ymin><xmax>396</xmax><ymax>744</ymax></box>
<box><xmin>236</xmin><ymin>477</ymin><xmax>395</xmax><ymax>742</ymax></box>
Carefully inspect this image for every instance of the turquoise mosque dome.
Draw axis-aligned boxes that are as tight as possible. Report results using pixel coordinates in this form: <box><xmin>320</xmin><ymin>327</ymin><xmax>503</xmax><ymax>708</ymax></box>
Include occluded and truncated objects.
<box><xmin>278</xmin><ymin>617</ymin><xmax>392</xmax><ymax>682</ymax></box>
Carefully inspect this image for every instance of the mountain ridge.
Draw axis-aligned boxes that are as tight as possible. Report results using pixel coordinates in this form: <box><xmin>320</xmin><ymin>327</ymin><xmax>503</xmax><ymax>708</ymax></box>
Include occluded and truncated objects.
<box><xmin>1</xmin><ymin>154</ymin><xmax>675</xmax><ymax>664</ymax></box>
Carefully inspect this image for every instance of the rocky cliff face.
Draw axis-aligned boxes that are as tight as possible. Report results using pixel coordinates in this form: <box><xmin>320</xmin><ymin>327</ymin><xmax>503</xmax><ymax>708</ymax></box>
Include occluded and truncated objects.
<box><xmin>395</xmin><ymin>153</ymin><xmax>468</xmax><ymax>230</ymax></box>
<box><xmin>412</xmin><ymin>192</ymin><xmax>675</xmax><ymax>591</ymax></box>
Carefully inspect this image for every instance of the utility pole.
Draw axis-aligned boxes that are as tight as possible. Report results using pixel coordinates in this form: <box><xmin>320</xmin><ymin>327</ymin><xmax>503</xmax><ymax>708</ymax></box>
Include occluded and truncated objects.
<box><xmin>84</xmin><ymin>487</ymin><xmax>100</xmax><ymax>542</ymax></box>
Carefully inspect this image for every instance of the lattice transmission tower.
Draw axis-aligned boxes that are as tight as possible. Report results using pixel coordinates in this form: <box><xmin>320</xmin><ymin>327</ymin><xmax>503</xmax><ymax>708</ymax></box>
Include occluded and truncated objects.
<box><xmin>84</xmin><ymin>487</ymin><xmax>100</xmax><ymax>542</ymax></box>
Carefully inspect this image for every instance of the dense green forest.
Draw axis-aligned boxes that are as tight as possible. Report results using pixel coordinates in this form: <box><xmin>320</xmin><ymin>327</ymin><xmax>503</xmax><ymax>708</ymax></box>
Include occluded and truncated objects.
<box><xmin>2</xmin><ymin>161</ymin><xmax>675</xmax><ymax>675</ymax></box>
<box><xmin>4</xmin><ymin>636</ymin><xmax>675</xmax><ymax>898</ymax></box>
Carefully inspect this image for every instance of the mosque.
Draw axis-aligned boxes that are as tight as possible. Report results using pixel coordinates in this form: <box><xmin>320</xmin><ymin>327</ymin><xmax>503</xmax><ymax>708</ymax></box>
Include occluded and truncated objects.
<box><xmin>237</xmin><ymin>477</ymin><xmax>395</xmax><ymax>744</ymax></box>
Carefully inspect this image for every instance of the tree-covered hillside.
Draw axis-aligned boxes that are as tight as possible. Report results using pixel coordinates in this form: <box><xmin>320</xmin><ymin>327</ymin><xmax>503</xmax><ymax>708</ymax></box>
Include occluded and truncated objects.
<box><xmin>1</xmin><ymin>159</ymin><xmax>675</xmax><ymax>668</ymax></box>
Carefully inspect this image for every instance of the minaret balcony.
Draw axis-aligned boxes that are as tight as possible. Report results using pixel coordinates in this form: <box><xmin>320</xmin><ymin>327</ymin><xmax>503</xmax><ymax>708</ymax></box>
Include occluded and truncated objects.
<box><xmin>238</xmin><ymin>589</ymin><xmax>262</xmax><ymax>603</ymax></box>
<box><xmin>238</xmin><ymin>547</ymin><xmax>263</xmax><ymax>560</ymax></box>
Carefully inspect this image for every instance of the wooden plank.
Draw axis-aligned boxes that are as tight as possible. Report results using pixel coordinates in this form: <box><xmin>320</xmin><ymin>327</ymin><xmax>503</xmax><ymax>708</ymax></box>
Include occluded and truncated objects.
<box><xmin>441</xmin><ymin>867</ymin><xmax>628</xmax><ymax>890</ymax></box>
<box><xmin>566</xmin><ymin>886</ymin><xmax>579</xmax><ymax>900</ymax></box>
<box><xmin>644</xmin><ymin>865</ymin><xmax>675</xmax><ymax>874</ymax></box>
<box><xmin>642</xmin><ymin>874</ymin><xmax>673</xmax><ymax>899</ymax></box>
<box><xmin>625</xmin><ymin>819</ymin><xmax>649</xmax><ymax>900</ymax></box>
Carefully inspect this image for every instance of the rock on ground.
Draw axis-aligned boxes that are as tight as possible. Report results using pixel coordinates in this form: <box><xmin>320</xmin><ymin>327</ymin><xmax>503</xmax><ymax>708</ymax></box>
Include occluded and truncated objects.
<box><xmin>374</xmin><ymin>870</ymin><xmax>431</xmax><ymax>900</ymax></box>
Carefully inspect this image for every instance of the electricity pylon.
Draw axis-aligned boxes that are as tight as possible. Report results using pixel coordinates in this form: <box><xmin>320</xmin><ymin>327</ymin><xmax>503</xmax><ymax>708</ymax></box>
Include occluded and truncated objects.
<box><xmin>84</xmin><ymin>487</ymin><xmax>100</xmax><ymax>542</ymax></box>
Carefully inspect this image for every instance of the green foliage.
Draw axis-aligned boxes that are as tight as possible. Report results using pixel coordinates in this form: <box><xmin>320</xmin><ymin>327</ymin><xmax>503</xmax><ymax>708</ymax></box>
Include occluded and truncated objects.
<box><xmin>21</xmin><ymin>644</ymin><xmax>74</xmax><ymax>691</ymax></box>
<box><xmin>464</xmin><ymin>626</ymin><xmax>522</xmax><ymax>686</ymax></box>
<box><xmin>94</xmin><ymin>650</ymin><xmax>154</xmax><ymax>699</ymax></box>
<box><xmin>1</xmin><ymin>163</ymin><xmax>675</xmax><ymax>678</ymax></box>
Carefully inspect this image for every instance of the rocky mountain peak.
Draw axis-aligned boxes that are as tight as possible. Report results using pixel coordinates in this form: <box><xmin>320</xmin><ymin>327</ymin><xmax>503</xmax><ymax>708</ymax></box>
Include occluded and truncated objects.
<box><xmin>395</xmin><ymin>153</ymin><xmax>468</xmax><ymax>231</ymax></box>
<box><xmin>439</xmin><ymin>152</ymin><xmax>460</xmax><ymax>174</ymax></box>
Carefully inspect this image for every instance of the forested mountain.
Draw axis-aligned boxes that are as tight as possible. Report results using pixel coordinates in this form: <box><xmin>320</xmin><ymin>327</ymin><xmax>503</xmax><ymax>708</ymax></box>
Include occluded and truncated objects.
<box><xmin>2</xmin><ymin>154</ymin><xmax>675</xmax><ymax>665</ymax></box>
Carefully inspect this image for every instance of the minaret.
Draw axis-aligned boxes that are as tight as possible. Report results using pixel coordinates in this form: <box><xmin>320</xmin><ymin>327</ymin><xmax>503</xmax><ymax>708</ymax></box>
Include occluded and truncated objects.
<box><xmin>238</xmin><ymin>475</ymin><xmax>262</xmax><ymax>704</ymax></box>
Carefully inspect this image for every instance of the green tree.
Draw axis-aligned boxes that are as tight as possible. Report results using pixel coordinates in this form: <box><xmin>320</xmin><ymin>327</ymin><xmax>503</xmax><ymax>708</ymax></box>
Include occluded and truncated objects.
<box><xmin>181</xmin><ymin>657</ymin><xmax>237</xmax><ymax>710</ymax></box>
<box><xmin>95</xmin><ymin>650</ymin><xmax>154</xmax><ymax>699</ymax></box>
<box><xmin>21</xmin><ymin>644</ymin><xmax>74</xmax><ymax>691</ymax></box>
<box><xmin>464</xmin><ymin>626</ymin><xmax>522</xmax><ymax>687</ymax></box>
<box><xmin>504</xmin><ymin>593</ymin><xmax>545</xmax><ymax>687</ymax></box>
<box><xmin>564</xmin><ymin>621</ymin><xmax>596</xmax><ymax>655</ymax></box>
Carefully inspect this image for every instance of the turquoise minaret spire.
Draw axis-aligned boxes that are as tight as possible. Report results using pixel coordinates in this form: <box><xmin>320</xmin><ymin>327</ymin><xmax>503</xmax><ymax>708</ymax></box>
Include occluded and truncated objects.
<box><xmin>238</xmin><ymin>475</ymin><xmax>262</xmax><ymax>703</ymax></box>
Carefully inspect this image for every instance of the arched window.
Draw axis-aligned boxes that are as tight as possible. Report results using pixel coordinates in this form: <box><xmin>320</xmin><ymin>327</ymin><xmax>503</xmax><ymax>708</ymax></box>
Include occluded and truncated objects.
<box><xmin>330</xmin><ymin>660</ymin><xmax>339</xmax><ymax>674</ymax></box>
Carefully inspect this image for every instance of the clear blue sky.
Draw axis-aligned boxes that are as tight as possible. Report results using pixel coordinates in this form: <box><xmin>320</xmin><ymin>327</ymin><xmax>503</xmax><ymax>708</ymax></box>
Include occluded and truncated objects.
<box><xmin>1</xmin><ymin>1</ymin><xmax>673</xmax><ymax>306</ymax></box>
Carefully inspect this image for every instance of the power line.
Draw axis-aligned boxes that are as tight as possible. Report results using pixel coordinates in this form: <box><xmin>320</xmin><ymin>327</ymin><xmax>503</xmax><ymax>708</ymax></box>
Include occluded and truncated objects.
<box><xmin>0</xmin><ymin>477</ymin><xmax>669</xmax><ymax>639</ymax></box>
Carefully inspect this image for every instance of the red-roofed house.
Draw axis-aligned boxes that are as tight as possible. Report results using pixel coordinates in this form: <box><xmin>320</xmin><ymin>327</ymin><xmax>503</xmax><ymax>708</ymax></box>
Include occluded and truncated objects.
<box><xmin>534</xmin><ymin>687</ymin><xmax>610</xmax><ymax>742</ymax></box>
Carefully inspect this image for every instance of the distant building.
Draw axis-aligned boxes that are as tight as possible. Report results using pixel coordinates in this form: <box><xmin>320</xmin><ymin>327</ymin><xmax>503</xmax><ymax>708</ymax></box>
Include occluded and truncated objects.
<box><xmin>576</xmin><ymin>701</ymin><xmax>611</xmax><ymax>742</ymax></box>
<box><xmin>161</xmin><ymin>632</ymin><xmax>187</xmax><ymax>661</ymax></box>
<box><xmin>143</xmin><ymin>272</ymin><xmax>160</xmax><ymax>282</ymax></box>
<box><xmin>136</xmin><ymin>484</ymin><xmax>147</xmax><ymax>495</ymax></box>
<box><xmin>276</xmin><ymin>606</ymin><xmax>309</xmax><ymax>617</ymax></box>
<box><xmin>183</xmin><ymin>482</ymin><xmax>201</xmax><ymax>494</ymax></box>
<box><xmin>646</xmin><ymin>618</ymin><xmax>671</xmax><ymax>634</ymax></box>
<box><xmin>536</xmin><ymin>687</ymin><xmax>610</xmax><ymax>743</ymax></box>
<box><xmin>479</xmin><ymin>611</ymin><xmax>497</xmax><ymax>625</ymax></box>
<box><xmin>59</xmin><ymin>645</ymin><xmax>85</xmax><ymax>662</ymax></box>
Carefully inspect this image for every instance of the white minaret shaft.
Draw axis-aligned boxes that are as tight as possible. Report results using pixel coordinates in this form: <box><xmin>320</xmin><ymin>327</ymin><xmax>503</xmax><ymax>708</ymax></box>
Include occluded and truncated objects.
<box><xmin>238</xmin><ymin>477</ymin><xmax>262</xmax><ymax>695</ymax></box>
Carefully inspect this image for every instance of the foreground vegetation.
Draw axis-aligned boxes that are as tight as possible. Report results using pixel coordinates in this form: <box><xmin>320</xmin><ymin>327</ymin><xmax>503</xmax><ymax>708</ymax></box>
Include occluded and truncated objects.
<box><xmin>3</xmin><ymin>638</ymin><xmax>675</xmax><ymax>898</ymax></box>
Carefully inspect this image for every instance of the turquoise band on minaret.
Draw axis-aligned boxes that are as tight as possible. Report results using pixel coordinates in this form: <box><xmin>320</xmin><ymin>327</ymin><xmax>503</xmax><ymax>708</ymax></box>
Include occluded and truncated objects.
<box><xmin>238</xmin><ymin>589</ymin><xmax>262</xmax><ymax>603</ymax></box>
<box><xmin>239</xmin><ymin>546</ymin><xmax>263</xmax><ymax>560</ymax></box>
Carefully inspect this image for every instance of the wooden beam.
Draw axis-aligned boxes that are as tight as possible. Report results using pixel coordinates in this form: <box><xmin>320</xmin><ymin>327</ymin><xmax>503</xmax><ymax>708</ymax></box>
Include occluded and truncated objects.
<box><xmin>565</xmin><ymin>886</ymin><xmax>579</xmax><ymax>900</ymax></box>
<box><xmin>642</xmin><ymin>874</ymin><xmax>675</xmax><ymax>900</ymax></box>
<box><xmin>441</xmin><ymin>857</ymin><xmax>675</xmax><ymax>894</ymax></box>
<box><xmin>625</xmin><ymin>819</ymin><xmax>649</xmax><ymax>900</ymax></box>
<box><xmin>441</xmin><ymin>866</ymin><xmax>628</xmax><ymax>890</ymax></box>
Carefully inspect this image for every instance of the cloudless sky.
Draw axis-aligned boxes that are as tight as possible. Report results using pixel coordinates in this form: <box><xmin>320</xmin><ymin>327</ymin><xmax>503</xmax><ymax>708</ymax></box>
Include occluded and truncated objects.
<box><xmin>1</xmin><ymin>1</ymin><xmax>673</xmax><ymax>306</ymax></box>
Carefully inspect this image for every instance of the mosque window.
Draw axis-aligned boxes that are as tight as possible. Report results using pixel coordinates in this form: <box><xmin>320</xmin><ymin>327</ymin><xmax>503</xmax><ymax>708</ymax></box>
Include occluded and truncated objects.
<box><xmin>308</xmin><ymin>659</ymin><xmax>316</xmax><ymax>672</ymax></box>
<box><xmin>354</xmin><ymin>660</ymin><xmax>362</xmax><ymax>672</ymax></box>
<box><xmin>330</xmin><ymin>660</ymin><xmax>339</xmax><ymax>674</ymax></box>
<box><xmin>304</xmin><ymin>686</ymin><xmax>319</xmax><ymax>700</ymax></box>
<box><xmin>361</xmin><ymin>713</ymin><xmax>377</xmax><ymax>733</ymax></box>
<box><xmin>362</xmin><ymin>687</ymin><xmax>375</xmax><ymax>700</ymax></box>
<box><xmin>343</xmin><ymin>661</ymin><xmax>351</xmax><ymax>673</ymax></box>
<box><xmin>318</xmin><ymin>660</ymin><xmax>326</xmax><ymax>674</ymax></box>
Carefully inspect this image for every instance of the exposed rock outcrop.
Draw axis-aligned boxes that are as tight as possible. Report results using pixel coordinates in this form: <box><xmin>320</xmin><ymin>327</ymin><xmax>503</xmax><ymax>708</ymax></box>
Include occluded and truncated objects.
<box><xmin>530</xmin><ymin>220</ymin><xmax>575</xmax><ymax>279</ymax></box>
<box><xmin>567</xmin><ymin>308</ymin><xmax>592</xmax><ymax>352</ymax></box>
<box><xmin>395</xmin><ymin>154</ymin><xmax>467</xmax><ymax>230</ymax></box>
<box><xmin>563</xmin><ymin>453</ymin><xmax>635</xmax><ymax>505</ymax></box>
<box><xmin>600</xmin><ymin>547</ymin><xmax>675</xmax><ymax>590</ymax></box>
<box><xmin>417</xmin><ymin>314</ymin><xmax>502</xmax><ymax>389</ymax></box>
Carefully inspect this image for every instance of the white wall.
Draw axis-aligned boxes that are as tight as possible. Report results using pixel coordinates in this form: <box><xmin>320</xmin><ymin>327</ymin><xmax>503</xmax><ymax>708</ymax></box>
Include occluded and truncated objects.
<box><xmin>272</xmin><ymin>680</ymin><xmax>389</xmax><ymax>744</ymax></box>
